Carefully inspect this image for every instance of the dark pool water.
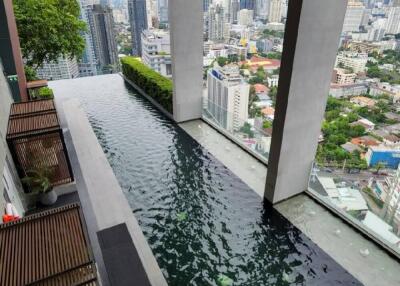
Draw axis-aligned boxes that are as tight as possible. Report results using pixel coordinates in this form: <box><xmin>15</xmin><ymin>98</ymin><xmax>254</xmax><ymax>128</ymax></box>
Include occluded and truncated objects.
<box><xmin>51</xmin><ymin>74</ymin><xmax>361</xmax><ymax>286</ymax></box>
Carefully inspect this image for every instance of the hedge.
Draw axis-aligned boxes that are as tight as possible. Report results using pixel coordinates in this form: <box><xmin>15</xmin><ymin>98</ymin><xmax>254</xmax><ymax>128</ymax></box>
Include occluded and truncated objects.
<box><xmin>121</xmin><ymin>56</ymin><xmax>173</xmax><ymax>113</ymax></box>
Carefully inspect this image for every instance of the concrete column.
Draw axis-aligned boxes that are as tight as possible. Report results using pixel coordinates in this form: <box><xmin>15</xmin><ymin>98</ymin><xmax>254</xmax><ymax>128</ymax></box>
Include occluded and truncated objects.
<box><xmin>265</xmin><ymin>0</ymin><xmax>347</xmax><ymax>204</ymax></box>
<box><xmin>169</xmin><ymin>0</ymin><xmax>203</xmax><ymax>122</ymax></box>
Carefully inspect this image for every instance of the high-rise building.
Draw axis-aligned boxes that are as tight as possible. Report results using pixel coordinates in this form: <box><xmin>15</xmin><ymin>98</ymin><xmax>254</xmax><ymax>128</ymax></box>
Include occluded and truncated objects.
<box><xmin>36</xmin><ymin>57</ymin><xmax>80</xmax><ymax>80</ymax></box>
<box><xmin>231</xmin><ymin>0</ymin><xmax>240</xmax><ymax>24</ymax></box>
<box><xmin>208</xmin><ymin>4</ymin><xmax>226</xmax><ymax>42</ymax></box>
<box><xmin>204</xmin><ymin>0</ymin><xmax>211</xmax><ymax>12</ymax></box>
<box><xmin>256</xmin><ymin>0</ymin><xmax>269</xmax><ymax>20</ymax></box>
<box><xmin>207</xmin><ymin>65</ymin><xmax>249</xmax><ymax>132</ymax></box>
<box><xmin>78</xmin><ymin>2</ymin><xmax>98</xmax><ymax>77</ymax></box>
<box><xmin>386</xmin><ymin>1</ymin><xmax>400</xmax><ymax>35</ymax></box>
<box><xmin>240</xmin><ymin>0</ymin><xmax>255</xmax><ymax>10</ymax></box>
<box><xmin>158</xmin><ymin>0</ymin><xmax>168</xmax><ymax>24</ymax></box>
<box><xmin>342</xmin><ymin>0</ymin><xmax>365</xmax><ymax>33</ymax></box>
<box><xmin>128</xmin><ymin>0</ymin><xmax>148</xmax><ymax>56</ymax></box>
<box><xmin>87</xmin><ymin>4</ymin><xmax>119</xmax><ymax>72</ymax></box>
<box><xmin>238</xmin><ymin>9</ymin><xmax>254</xmax><ymax>26</ymax></box>
<box><xmin>141</xmin><ymin>29</ymin><xmax>172</xmax><ymax>77</ymax></box>
<box><xmin>268</xmin><ymin>0</ymin><xmax>282</xmax><ymax>23</ymax></box>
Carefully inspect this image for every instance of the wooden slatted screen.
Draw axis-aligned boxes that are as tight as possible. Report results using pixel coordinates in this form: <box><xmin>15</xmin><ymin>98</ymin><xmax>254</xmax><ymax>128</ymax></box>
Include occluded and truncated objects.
<box><xmin>0</xmin><ymin>204</ymin><xmax>98</xmax><ymax>286</ymax></box>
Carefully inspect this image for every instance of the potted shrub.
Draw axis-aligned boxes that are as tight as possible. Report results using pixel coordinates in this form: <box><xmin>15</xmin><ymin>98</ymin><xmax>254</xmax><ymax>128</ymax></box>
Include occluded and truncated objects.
<box><xmin>22</xmin><ymin>168</ymin><xmax>57</xmax><ymax>206</ymax></box>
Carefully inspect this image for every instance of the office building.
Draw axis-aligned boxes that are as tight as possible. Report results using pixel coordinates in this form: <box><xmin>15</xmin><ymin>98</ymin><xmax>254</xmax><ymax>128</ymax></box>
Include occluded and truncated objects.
<box><xmin>128</xmin><ymin>0</ymin><xmax>148</xmax><ymax>56</ymax></box>
<box><xmin>342</xmin><ymin>0</ymin><xmax>364</xmax><ymax>33</ymax></box>
<box><xmin>141</xmin><ymin>29</ymin><xmax>172</xmax><ymax>77</ymax></box>
<box><xmin>87</xmin><ymin>4</ymin><xmax>119</xmax><ymax>72</ymax></box>
<box><xmin>268</xmin><ymin>0</ymin><xmax>282</xmax><ymax>23</ymax></box>
<box><xmin>207</xmin><ymin>64</ymin><xmax>249</xmax><ymax>131</ymax></box>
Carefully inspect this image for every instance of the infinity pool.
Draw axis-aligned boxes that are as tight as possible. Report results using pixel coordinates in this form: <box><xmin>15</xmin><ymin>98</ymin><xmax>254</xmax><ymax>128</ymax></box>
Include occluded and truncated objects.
<box><xmin>51</xmin><ymin>74</ymin><xmax>361</xmax><ymax>285</ymax></box>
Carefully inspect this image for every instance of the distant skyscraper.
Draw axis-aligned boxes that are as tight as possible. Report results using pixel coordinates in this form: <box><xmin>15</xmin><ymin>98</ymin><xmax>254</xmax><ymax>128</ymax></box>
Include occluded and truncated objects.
<box><xmin>158</xmin><ymin>0</ymin><xmax>168</xmax><ymax>23</ymax></box>
<box><xmin>204</xmin><ymin>0</ymin><xmax>210</xmax><ymax>12</ymax></box>
<box><xmin>128</xmin><ymin>0</ymin><xmax>148</xmax><ymax>56</ymax></box>
<box><xmin>87</xmin><ymin>4</ymin><xmax>119</xmax><ymax>71</ymax></box>
<box><xmin>231</xmin><ymin>0</ymin><xmax>239</xmax><ymax>23</ymax></box>
<box><xmin>208</xmin><ymin>4</ymin><xmax>225</xmax><ymax>41</ymax></box>
<box><xmin>256</xmin><ymin>0</ymin><xmax>269</xmax><ymax>20</ymax></box>
<box><xmin>78</xmin><ymin>2</ymin><xmax>98</xmax><ymax>77</ymax></box>
<box><xmin>268</xmin><ymin>0</ymin><xmax>282</xmax><ymax>23</ymax></box>
<box><xmin>342</xmin><ymin>0</ymin><xmax>364</xmax><ymax>33</ymax></box>
<box><xmin>240</xmin><ymin>0</ymin><xmax>255</xmax><ymax>10</ymax></box>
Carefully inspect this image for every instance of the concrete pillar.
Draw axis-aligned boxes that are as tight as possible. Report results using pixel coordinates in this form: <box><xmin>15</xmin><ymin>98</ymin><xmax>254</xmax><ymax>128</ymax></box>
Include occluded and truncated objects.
<box><xmin>265</xmin><ymin>0</ymin><xmax>348</xmax><ymax>204</ymax></box>
<box><xmin>169</xmin><ymin>0</ymin><xmax>203</xmax><ymax>122</ymax></box>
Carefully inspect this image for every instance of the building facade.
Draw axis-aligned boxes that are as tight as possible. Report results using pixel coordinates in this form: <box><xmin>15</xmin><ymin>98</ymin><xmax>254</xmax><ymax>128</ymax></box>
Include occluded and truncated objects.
<box><xmin>128</xmin><ymin>0</ymin><xmax>148</xmax><ymax>56</ymax></box>
<box><xmin>79</xmin><ymin>2</ymin><xmax>98</xmax><ymax>77</ymax></box>
<box><xmin>342</xmin><ymin>0</ymin><xmax>364</xmax><ymax>33</ymax></box>
<box><xmin>268</xmin><ymin>0</ymin><xmax>282</xmax><ymax>23</ymax></box>
<box><xmin>208</xmin><ymin>4</ymin><xmax>226</xmax><ymax>42</ymax></box>
<box><xmin>86</xmin><ymin>4</ymin><xmax>119</xmax><ymax>73</ymax></box>
<box><xmin>141</xmin><ymin>29</ymin><xmax>172</xmax><ymax>77</ymax></box>
<box><xmin>36</xmin><ymin>57</ymin><xmax>80</xmax><ymax>81</ymax></box>
<box><xmin>386</xmin><ymin>2</ymin><xmax>400</xmax><ymax>35</ymax></box>
<box><xmin>207</xmin><ymin>65</ymin><xmax>249</xmax><ymax>132</ymax></box>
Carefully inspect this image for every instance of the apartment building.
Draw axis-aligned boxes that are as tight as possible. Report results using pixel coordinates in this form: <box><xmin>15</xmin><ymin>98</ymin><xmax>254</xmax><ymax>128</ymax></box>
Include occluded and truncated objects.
<box><xmin>332</xmin><ymin>68</ymin><xmax>356</xmax><ymax>84</ymax></box>
<box><xmin>206</xmin><ymin>64</ymin><xmax>249</xmax><ymax>132</ymax></box>
<box><xmin>141</xmin><ymin>29</ymin><xmax>172</xmax><ymax>77</ymax></box>
<box><xmin>36</xmin><ymin>57</ymin><xmax>80</xmax><ymax>81</ymax></box>
<box><xmin>336</xmin><ymin>51</ymin><xmax>368</xmax><ymax>73</ymax></box>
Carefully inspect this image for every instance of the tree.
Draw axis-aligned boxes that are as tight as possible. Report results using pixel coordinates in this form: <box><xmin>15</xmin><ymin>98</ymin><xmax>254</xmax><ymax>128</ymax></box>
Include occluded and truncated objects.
<box><xmin>13</xmin><ymin>0</ymin><xmax>86</xmax><ymax>68</ymax></box>
<box><xmin>240</xmin><ymin>122</ymin><xmax>254</xmax><ymax>138</ymax></box>
<box><xmin>374</xmin><ymin>161</ymin><xmax>386</xmax><ymax>174</ymax></box>
<box><xmin>217</xmin><ymin>57</ymin><xmax>229</xmax><ymax>67</ymax></box>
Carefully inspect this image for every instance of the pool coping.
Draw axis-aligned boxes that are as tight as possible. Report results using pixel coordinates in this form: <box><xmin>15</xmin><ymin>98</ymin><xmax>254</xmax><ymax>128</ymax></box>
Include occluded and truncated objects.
<box><xmin>57</xmin><ymin>97</ymin><xmax>168</xmax><ymax>286</ymax></box>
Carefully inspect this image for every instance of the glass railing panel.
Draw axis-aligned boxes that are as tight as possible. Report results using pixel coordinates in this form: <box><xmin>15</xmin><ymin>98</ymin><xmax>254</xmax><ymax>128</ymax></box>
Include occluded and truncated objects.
<box><xmin>203</xmin><ymin>98</ymin><xmax>271</xmax><ymax>163</ymax></box>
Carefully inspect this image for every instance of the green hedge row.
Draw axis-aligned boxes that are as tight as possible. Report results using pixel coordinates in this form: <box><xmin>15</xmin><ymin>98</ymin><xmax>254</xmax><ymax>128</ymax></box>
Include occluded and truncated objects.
<box><xmin>121</xmin><ymin>56</ymin><xmax>173</xmax><ymax>113</ymax></box>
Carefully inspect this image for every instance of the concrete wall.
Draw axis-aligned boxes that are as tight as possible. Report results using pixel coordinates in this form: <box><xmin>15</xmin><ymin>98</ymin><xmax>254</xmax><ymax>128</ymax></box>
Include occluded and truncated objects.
<box><xmin>0</xmin><ymin>63</ymin><xmax>13</xmax><ymax>212</ymax></box>
<box><xmin>265</xmin><ymin>0</ymin><xmax>348</xmax><ymax>203</ymax></box>
<box><xmin>169</xmin><ymin>0</ymin><xmax>203</xmax><ymax>122</ymax></box>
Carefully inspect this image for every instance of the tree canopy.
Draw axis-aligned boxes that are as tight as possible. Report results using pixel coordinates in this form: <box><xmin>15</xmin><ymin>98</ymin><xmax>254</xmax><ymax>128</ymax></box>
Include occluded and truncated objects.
<box><xmin>13</xmin><ymin>0</ymin><xmax>86</xmax><ymax>68</ymax></box>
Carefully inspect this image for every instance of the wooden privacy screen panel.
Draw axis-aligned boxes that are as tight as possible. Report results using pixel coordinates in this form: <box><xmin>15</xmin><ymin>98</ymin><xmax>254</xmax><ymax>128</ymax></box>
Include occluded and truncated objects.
<box><xmin>0</xmin><ymin>204</ymin><xmax>98</xmax><ymax>286</ymax></box>
<box><xmin>10</xmin><ymin>99</ymin><xmax>55</xmax><ymax>117</ymax></box>
<box><xmin>6</xmin><ymin>99</ymin><xmax>73</xmax><ymax>189</ymax></box>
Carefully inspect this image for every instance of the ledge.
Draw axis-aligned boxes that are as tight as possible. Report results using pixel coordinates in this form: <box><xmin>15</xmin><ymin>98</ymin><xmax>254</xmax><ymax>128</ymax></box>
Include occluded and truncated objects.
<box><xmin>58</xmin><ymin>97</ymin><xmax>168</xmax><ymax>286</ymax></box>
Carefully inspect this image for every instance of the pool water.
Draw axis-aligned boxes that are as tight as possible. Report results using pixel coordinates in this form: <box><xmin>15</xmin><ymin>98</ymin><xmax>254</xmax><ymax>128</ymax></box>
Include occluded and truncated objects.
<box><xmin>51</xmin><ymin>74</ymin><xmax>361</xmax><ymax>286</ymax></box>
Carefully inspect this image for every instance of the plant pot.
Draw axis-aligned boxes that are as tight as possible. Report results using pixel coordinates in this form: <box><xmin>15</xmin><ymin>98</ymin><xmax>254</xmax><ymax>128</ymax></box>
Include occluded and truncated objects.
<box><xmin>39</xmin><ymin>190</ymin><xmax>58</xmax><ymax>206</ymax></box>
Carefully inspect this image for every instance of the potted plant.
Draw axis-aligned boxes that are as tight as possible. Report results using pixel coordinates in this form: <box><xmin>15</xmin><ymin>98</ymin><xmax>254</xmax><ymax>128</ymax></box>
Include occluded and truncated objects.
<box><xmin>22</xmin><ymin>168</ymin><xmax>57</xmax><ymax>206</ymax></box>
